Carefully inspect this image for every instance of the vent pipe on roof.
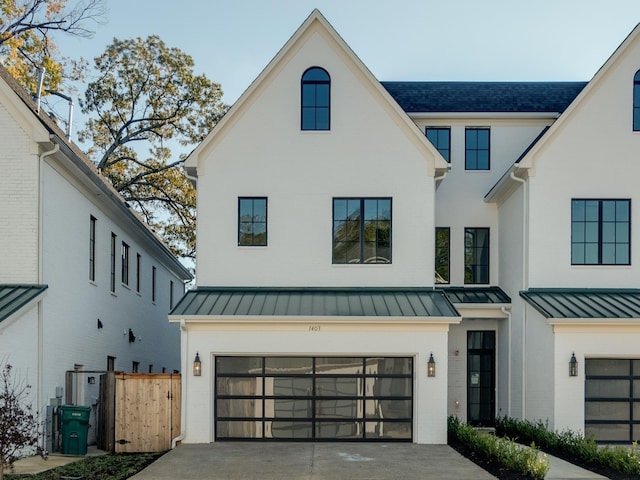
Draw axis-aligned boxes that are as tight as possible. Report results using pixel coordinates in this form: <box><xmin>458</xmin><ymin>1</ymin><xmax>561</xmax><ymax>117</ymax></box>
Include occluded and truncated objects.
<box><xmin>46</xmin><ymin>90</ymin><xmax>74</xmax><ymax>140</ymax></box>
<box><xmin>34</xmin><ymin>67</ymin><xmax>45</xmax><ymax>114</ymax></box>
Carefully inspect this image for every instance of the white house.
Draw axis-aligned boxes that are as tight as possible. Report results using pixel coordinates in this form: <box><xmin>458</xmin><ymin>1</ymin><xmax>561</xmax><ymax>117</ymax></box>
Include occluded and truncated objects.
<box><xmin>0</xmin><ymin>64</ymin><xmax>192</xmax><ymax>446</ymax></box>
<box><xmin>171</xmin><ymin>10</ymin><xmax>640</xmax><ymax>445</ymax></box>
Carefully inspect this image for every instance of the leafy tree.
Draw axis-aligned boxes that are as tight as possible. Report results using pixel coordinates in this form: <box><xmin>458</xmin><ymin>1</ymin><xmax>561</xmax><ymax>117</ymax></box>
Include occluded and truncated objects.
<box><xmin>79</xmin><ymin>35</ymin><xmax>228</xmax><ymax>259</ymax></box>
<box><xmin>0</xmin><ymin>363</ymin><xmax>42</xmax><ymax>480</ymax></box>
<box><xmin>0</xmin><ymin>0</ymin><xmax>104</xmax><ymax>94</ymax></box>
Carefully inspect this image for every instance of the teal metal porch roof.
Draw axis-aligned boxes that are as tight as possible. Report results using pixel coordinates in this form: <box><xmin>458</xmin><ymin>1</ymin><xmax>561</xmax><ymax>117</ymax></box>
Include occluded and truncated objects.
<box><xmin>520</xmin><ymin>289</ymin><xmax>640</xmax><ymax>319</ymax></box>
<box><xmin>0</xmin><ymin>285</ymin><xmax>48</xmax><ymax>323</ymax></box>
<box><xmin>441</xmin><ymin>286</ymin><xmax>511</xmax><ymax>304</ymax></box>
<box><xmin>170</xmin><ymin>287</ymin><xmax>460</xmax><ymax>318</ymax></box>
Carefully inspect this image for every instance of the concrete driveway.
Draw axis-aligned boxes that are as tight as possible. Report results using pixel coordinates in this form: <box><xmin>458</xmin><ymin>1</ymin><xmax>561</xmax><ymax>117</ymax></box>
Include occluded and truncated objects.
<box><xmin>130</xmin><ymin>442</ymin><xmax>496</xmax><ymax>479</ymax></box>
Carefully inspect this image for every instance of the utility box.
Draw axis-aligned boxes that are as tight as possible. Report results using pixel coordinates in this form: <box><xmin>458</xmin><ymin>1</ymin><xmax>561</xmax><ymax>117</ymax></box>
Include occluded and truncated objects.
<box><xmin>60</xmin><ymin>405</ymin><xmax>91</xmax><ymax>455</ymax></box>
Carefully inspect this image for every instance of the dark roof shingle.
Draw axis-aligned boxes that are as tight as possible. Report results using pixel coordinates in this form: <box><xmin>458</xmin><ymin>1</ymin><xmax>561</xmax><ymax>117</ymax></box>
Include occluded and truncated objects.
<box><xmin>381</xmin><ymin>81</ymin><xmax>587</xmax><ymax>113</ymax></box>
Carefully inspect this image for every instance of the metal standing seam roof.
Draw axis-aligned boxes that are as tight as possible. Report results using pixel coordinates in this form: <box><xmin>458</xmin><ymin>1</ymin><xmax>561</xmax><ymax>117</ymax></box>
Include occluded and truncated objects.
<box><xmin>0</xmin><ymin>285</ymin><xmax>48</xmax><ymax>323</ymax></box>
<box><xmin>170</xmin><ymin>287</ymin><xmax>460</xmax><ymax>318</ymax></box>
<box><xmin>520</xmin><ymin>289</ymin><xmax>640</xmax><ymax>319</ymax></box>
<box><xmin>380</xmin><ymin>81</ymin><xmax>587</xmax><ymax>113</ymax></box>
<box><xmin>441</xmin><ymin>286</ymin><xmax>511</xmax><ymax>304</ymax></box>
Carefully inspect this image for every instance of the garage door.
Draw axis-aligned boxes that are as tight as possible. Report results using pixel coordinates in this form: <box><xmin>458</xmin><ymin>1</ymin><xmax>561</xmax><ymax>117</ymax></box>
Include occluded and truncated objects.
<box><xmin>585</xmin><ymin>358</ymin><xmax>640</xmax><ymax>443</ymax></box>
<box><xmin>215</xmin><ymin>356</ymin><xmax>413</xmax><ymax>441</ymax></box>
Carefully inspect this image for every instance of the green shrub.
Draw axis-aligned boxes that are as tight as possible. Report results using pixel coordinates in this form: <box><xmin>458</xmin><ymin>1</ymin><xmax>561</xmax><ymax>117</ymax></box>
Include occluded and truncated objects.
<box><xmin>448</xmin><ymin>416</ymin><xmax>550</xmax><ymax>480</ymax></box>
<box><xmin>495</xmin><ymin>416</ymin><xmax>640</xmax><ymax>476</ymax></box>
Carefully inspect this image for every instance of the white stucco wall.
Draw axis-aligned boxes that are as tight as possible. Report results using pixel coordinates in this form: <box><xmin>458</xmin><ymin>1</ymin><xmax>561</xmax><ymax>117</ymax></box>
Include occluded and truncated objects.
<box><xmin>180</xmin><ymin>321</ymin><xmax>451</xmax><ymax>444</ymax></box>
<box><xmin>527</xmin><ymin>46</ymin><xmax>640</xmax><ymax>287</ymax></box>
<box><xmin>194</xmin><ymin>28</ymin><xmax>438</xmax><ymax>288</ymax></box>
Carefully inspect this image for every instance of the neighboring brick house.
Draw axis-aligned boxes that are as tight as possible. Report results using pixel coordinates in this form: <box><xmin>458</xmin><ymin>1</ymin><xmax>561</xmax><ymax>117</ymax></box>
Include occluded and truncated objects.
<box><xmin>170</xmin><ymin>10</ymin><xmax>640</xmax><ymax>444</ymax></box>
<box><xmin>0</xmin><ymin>65</ymin><xmax>192</xmax><ymax>445</ymax></box>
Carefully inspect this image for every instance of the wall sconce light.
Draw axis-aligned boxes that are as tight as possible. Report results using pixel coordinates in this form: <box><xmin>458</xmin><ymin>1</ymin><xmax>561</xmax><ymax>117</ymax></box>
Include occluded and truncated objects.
<box><xmin>87</xmin><ymin>376</ymin><xmax>95</xmax><ymax>384</ymax></box>
<box><xmin>427</xmin><ymin>353</ymin><xmax>436</xmax><ymax>377</ymax></box>
<box><xmin>569</xmin><ymin>353</ymin><xmax>578</xmax><ymax>377</ymax></box>
<box><xmin>193</xmin><ymin>352</ymin><xmax>202</xmax><ymax>376</ymax></box>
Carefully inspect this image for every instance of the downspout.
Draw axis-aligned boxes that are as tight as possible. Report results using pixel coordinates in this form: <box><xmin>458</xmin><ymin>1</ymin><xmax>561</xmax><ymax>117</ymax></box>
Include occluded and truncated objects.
<box><xmin>500</xmin><ymin>306</ymin><xmax>512</xmax><ymax>417</ymax></box>
<box><xmin>37</xmin><ymin>143</ymin><xmax>59</xmax><ymax>418</ymax></box>
<box><xmin>171</xmin><ymin>319</ymin><xmax>188</xmax><ymax>448</ymax></box>
<box><xmin>510</xmin><ymin>171</ymin><xmax>528</xmax><ymax>418</ymax></box>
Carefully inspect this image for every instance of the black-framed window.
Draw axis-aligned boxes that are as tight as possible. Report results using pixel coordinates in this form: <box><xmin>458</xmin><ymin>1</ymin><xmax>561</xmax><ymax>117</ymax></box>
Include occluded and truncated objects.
<box><xmin>170</xmin><ymin>280</ymin><xmax>174</xmax><ymax>309</ymax></box>
<box><xmin>435</xmin><ymin>227</ymin><xmax>450</xmax><ymax>284</ymax></box>
<box><xmin>136</xmin><ymin>253</ymin><xmax>141</xmax><ymax>293</ymax></box>
<box><xmin>301</xmin><ymin>67</ymin><xmax>330</xmax><ymax>130</ymax></box>
<box><xmin>89</xmin><ymin>216</ymin><xmax>96</xmax><ymax>282</ymax></box>
<box><xmin>152</xmin><ymin>266</ymin><xmax>157</xmax><ymax>303</ymax></box>
<box><xmin>110</xmin><ymin>233</ymin><xmax>116</xmax><ymax>293</ymax></box>
<box><xmin>465</xmin><ymin>128</ymin><xmax>490</xmax><ymax>170</ymax></box>
<box><xmin>107</xmin><ymin>356</ymin><xmax>116</xmax><ymax>372</ymax></box>
<box><xmin>571</xmin><ymin>199</ymin><xmax>631</xmax><ymax>265</ymax></box>
<box><xmin>121</xmin><ymin>242</ymin><xmax>130</xmax><ymax>286</ymax></box>
<box><xmin>465</xmin><ymin>228</ymin><xmax>489</xmax><ymax>284</ymax></box>
<box><xmin>238</xmin><ymin>197</ymin><xmax>267</xmax><ymax>246</ymax></box>
<box><xmin>332</xmin><ymin>198</ymin><xmax>391</xmax><ymax>264</ymax></box>
<box><xmin>426</xmin><ymin>127</ymin><xmax>450</xmax><ymax>162</ymax></box>
<box><xmin>634</xmin><ymin>71</ymin><xmax>640</xmax><ymax>131</ymax></box>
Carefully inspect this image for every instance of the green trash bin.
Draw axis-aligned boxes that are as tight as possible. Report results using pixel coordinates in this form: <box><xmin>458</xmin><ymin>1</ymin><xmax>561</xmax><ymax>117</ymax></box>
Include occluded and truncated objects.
<box><xmin>60</xmin><ymin>405</ymin><xmax>91</xmax><ymax>455</ymax></box>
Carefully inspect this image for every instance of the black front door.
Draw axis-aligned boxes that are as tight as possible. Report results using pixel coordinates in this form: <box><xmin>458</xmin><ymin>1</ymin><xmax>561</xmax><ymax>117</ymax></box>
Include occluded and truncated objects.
<box><xmin>467</xmin><ymin>331</ymin><xmax>496</xmax><ymax>426</ymax></box>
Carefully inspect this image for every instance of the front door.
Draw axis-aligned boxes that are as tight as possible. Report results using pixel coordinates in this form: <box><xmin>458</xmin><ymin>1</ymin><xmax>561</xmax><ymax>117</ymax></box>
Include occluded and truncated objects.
<box><xmin>467</xmin><ymin>331</ymin><xmax>495</xmax><ymax>426</ymax></box>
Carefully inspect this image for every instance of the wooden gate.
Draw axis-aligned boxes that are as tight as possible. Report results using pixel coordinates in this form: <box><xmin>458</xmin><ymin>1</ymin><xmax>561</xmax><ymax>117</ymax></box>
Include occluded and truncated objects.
<box><xmin>98</xmin><ymin>373</ymin><xmax>181</xmax><ymax>453</ymax></box>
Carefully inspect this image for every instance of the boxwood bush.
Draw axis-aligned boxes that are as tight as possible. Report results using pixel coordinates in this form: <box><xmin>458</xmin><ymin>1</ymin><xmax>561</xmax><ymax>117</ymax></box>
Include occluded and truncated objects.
<box><xmin>495</xmin><ymin>416</ymin><xmax>640</xmax><ymax>477</ymax></box>
<box><xmin>448</xmin><ymin>416</ymin><xmax>549</xmax><ymax>480</ymax></box>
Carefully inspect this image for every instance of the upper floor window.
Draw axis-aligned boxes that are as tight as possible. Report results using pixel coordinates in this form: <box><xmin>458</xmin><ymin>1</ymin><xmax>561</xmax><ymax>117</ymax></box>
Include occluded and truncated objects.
<box><xmin>571</xmin><ymin>199</ymin><xmax>630</xmax><ymax>265</ymax></box>
<box><xmin>238</xmin><ymin>197</ymin><xmax>267</xmax><ymax>246</ymax></box>
<box><xmin>152</xmin><ymin>266</ymin><xmax>157</xmax><ymax>302</ymax></box>
<box><xmin>89</xmin><ymin>216</ymin><xmax>96</xmax><ymax>282</ymax></box>
<box><xmin>136</xmin><ymin>253</ymin><xmax>141</xmax><ymax>293</ymax></box>
<box><xmin>332</xmin><ymin>198</ymin><xmax>391</xmax><ymax>264</ymax></box>
<box><xmin>634</xmin><ymin>71</ymin><xmax>640</xmax><ymax>131</ymax></box>
<box><xmin>121</xmin><ymin>242</ymin><xmax>130</xmax><ymax>286</ymax></box>
<box><xmin>301</xmin><ymin>67</ymin><xmax>330</xmax><ymax>130</ymax></box>
<box><xmin>465</xmin><ymin>227</ymin><xmax>489</xmax><ymax>284</ymax></box>
<box><xmin>110</xmin><ymin>233</ymin><xmax>117</xmax><ymax>293</ymax></box>
<box><xmin>435</xmin><ymin>227</ymin><xmax>450</xmax><ymax>284</ymax></box>
<box><xmin>465</xmin><ymin>128</ymin><xmax>490</xmax><ymax>170</ymax></box>
<box><xmin>426</xmin><ymin>127</ymin><xmax>451</xmax><ymax>162</ymax></box>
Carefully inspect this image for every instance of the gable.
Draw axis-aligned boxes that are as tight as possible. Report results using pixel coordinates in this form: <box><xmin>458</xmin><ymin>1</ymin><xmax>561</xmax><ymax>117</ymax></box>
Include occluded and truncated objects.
<box><xmin>186</xmin><ymin>10</ymin><xmax>447</xmax><ymax>178</ymax></box>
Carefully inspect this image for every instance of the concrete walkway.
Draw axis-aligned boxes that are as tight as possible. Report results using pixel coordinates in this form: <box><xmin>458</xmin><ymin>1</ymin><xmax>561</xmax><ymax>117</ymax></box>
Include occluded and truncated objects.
<box><xmin>545</xmin><ymin>453</ymin><xmax>608</xmax><ymax>479</ymax></box>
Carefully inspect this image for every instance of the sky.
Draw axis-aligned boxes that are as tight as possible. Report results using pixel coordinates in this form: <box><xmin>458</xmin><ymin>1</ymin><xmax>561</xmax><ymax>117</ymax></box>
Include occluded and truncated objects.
<box><xmin>54</xmin><ymin>0</ymin><xmax>640</xmax><ymax>105</ymax></box>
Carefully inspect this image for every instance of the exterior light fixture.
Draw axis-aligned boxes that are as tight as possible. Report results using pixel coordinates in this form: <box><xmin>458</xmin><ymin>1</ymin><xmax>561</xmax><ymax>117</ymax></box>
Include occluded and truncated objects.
<box><xmin>193</xmin><ymin>352</ymin><xmax>202</xmax><ymax>377</ymax></box>
<box><xmin>427</xmin><ymin>353</ymin><xmax>436</xmax><ymax>377</ymax></box>
<box><xmin>569</xmin><ymin>353</ymin><xmax>578</xmax><ymax>377</ymax></box>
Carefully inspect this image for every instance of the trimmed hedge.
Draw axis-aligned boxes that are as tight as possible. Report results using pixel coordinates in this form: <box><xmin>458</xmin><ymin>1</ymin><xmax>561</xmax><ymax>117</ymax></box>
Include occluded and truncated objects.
<box><xmin>495</xmin><ymin>417</ymin><xmax>640</xmax><ymax>477</ymax></box>
<box><xmin>448</xmin><ymin>416</ymin><xmax>549</xmax><ymax>480</ymax></box>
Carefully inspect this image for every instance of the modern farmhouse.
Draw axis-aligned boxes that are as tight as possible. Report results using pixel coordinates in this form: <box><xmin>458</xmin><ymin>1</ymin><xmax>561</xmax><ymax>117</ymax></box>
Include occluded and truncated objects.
<box><xmin>170</xmin><ymin>10</ymin><xmax>640</xmax><ymax>444</ymax></box>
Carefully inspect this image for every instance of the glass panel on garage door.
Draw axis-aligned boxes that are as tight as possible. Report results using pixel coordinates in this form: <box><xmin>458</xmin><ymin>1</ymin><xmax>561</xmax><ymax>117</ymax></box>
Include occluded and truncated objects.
<box><xmin>215</xmin><ymin>356</ymin><xmax>413</xmax><ymax>441</ymax></box>
<box><xmin>585</xmin><ymin>359</ymin><xmax>640</xmax><ymax>443</ymax></box>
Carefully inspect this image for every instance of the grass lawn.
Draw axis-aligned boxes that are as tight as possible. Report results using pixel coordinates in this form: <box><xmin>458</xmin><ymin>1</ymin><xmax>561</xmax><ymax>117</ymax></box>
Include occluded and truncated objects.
<box><xmin>6</xmin><ymin>452</ymin><xmax>164</xmax><ymax>480</ymax></box>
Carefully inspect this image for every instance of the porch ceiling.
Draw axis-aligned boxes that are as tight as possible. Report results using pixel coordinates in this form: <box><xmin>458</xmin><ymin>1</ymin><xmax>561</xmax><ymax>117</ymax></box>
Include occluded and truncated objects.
<box><xmin>170</xmin><ymin>287</ymin><xmax>460</xmax><ymax>318</ymax></box>
<box><xmin>520</xmin><ymin>288</ymin><xmax>640</xmax><ymax>319</ymax></box>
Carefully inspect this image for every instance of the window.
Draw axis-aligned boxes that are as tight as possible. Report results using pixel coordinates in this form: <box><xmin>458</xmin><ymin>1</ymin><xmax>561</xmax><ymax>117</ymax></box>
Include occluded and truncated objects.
<box><xmin>332</xmin><ymin>198</ymin><xmax>391</xmax><ymax>264</ymax></box>
<box><xmin>148</xmin><ymin>364</ymin><xmax>153</xmax><ymax>373</ymax></box>
<box><xmin>435</xmin><ymin>227</ymin><xmax>450</xmax><ymax>284</ymax></box>
<box><xmin>89</xmin><ymin>216</ymin><xmax>96</xmax><ymax>282</ymax></box>
<box><xmin>465</xmin><ymin>128</ymin><xmax>490</xmax><ymax>170</ymax></box>
<box><xmin>301</xmin><ymin>67</ymin><xmax>330</xmax><ymax>130</ymax></box>
<box><xmin>238</xmin><ymin>197</ymin><xmax>267</xmax><ymax>246</ymax></box>
<box><xmin>465</xmin><ymin>228</ymin><xmax>489</xmax><ymax>284</ymax></box>
<box><xmin>634</xmin><ymin>71</ymin><xmax>640</xmax><ymax>131</ymax></box>
<box><xmin>121</xmin><ymin>242</ymin><xmax>130</xmax><ymax>286</ymax></box>
<box><xmin>110</xmin><ymin>233</ymin><xmax>117</xmax><ymax>292</ymax></box>
<box><xmin>170</xmin><ymin>280</ymin><xmax>174</xmax><ymax>309</ymax></box>
<box><xmin>426</xmin><ymin>127</ymin><xmax>450</xmax><ymax>162</ymax></box>
<box><xmin>107</xmin><ymin>356</ymin><xmax>116</xmax><ymax>372</ymax></box>
<box><xmin>132</xmin><ymin>361</ymin><xmax>139</xmax><ymax>373</ymax></box>
<box><xmin>152</xmin><ymin>266</ymin><xmax>157</xmax><ymax>302</ymax></box>
<box><xmin>571</xmin><ymin>199</ymin><xmax>631</xmax><ymax>265</ymax></box>
<box><xmin>136</xmin><ymin>253</ymin><xmax>141</xmax><ymax>293</ymax></box>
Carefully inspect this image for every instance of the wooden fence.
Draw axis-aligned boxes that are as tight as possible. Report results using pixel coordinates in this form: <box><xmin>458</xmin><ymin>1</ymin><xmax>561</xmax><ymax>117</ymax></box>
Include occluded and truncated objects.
<box><xmin>98</xmin><ymin>373</ymin><xmax>181</xmax><ymax>453</ymax></box>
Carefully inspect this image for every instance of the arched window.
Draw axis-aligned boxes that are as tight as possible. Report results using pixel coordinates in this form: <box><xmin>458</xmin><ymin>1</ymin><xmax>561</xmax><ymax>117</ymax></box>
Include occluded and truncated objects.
<box><xmin>301</xmin><ymin>67</ymin><xmax>330</xmax><ymax>130</ymax></box>
<box><xmin>634</xmin><ymin>70</ymin><xmax>640</xmax><ymax>131</ymax></box>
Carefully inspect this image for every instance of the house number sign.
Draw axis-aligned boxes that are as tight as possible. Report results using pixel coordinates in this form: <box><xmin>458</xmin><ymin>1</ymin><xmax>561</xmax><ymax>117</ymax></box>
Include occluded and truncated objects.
<box><xmin>308</xmin><ymin>325</ymin><xmax>321</xmax><ymax>331</ymax></box>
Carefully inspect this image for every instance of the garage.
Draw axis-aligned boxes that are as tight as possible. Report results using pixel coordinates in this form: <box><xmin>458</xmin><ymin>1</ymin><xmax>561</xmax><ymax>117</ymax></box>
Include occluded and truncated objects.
<box><xmin>215</xmin><ymin>356</ymin><xmax>413</xmax><ymax>441</ymax></box>
<box><xmin>585</xmin><ymin>358</ymin><xmax>640</xmax><ymax>443</ymax></box>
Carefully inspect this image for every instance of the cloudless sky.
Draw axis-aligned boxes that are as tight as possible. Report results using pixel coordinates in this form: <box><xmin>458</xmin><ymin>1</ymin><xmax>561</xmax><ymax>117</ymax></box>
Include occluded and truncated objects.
<box><xmin>55</xmin><ymin>0</ymin><xmax>640</xmax><ymax>106</ymax></box>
